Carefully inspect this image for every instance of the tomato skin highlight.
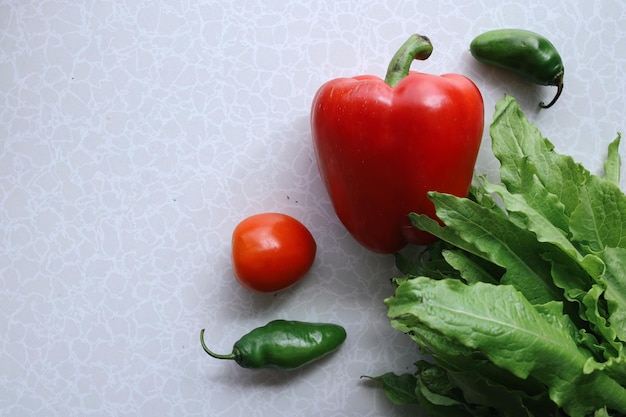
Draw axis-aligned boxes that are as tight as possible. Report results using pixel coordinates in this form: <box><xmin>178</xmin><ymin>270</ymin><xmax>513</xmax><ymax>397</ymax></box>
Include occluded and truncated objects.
<box><xmin>231</xmin><ymin>213</ymin><xmax>317</xmax><ymax>292</ymax></box>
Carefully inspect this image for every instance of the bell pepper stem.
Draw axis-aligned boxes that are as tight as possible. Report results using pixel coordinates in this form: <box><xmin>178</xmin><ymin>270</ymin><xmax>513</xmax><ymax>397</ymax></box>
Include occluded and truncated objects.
<box><xmin>200</xmin><ymin>328</ymin><xmax>236</xmax><ymax>360</ymax></box>
<box><xmin>384</xmin><ymin>34</ymin><xmax>433</xmax><ymax>88</ymax></box>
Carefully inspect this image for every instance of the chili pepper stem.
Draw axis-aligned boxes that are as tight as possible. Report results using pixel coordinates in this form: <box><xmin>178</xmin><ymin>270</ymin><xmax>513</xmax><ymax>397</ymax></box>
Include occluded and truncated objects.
<box><xmin>384</xmin><ymin>34</ymin><xmax>433</xmax><ymax>88</ymax></box>
<box><xmin>200</xmin><ymin>329</ymin><xmax>237</xmax><ymax>360</ymax></box>
<box><xmin>540</xmin><ymin>72</ymin><xmax>564</xmax><ymax>109</ymax></box>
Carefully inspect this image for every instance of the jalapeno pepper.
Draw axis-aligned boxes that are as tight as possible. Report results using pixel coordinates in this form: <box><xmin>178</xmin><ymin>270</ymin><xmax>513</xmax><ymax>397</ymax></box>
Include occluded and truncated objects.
<box><xmin>200</xmin><ymin>320</ymin><xmax>347</xmax><ymax>370</ymax></box>
<box><xmin>470</xmin><ymin>28</ymin><xmax>564</xmax><ymax>108</ymax></box>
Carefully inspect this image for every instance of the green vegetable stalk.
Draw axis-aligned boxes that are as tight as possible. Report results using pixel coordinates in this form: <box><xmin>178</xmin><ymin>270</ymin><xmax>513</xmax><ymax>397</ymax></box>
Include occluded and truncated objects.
<box><xmin>372</xmin><ymin>95</ymin><xmax>626</xmax><ymax>417</ymax></box>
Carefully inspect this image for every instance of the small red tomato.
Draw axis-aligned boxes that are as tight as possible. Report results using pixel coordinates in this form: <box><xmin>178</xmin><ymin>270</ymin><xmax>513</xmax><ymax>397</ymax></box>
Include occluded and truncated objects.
<box><xmin>231</xmin><ymin>213</ymin><xmax>317</xmax><ymax>292</ymax></box>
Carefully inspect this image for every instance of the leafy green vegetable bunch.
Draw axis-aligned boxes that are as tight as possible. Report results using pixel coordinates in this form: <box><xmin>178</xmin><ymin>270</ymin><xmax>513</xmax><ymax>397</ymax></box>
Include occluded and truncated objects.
<box><xmin>373</xmin><ymin>95</ymin><xmax>626</xmax><ymax>417</ymax></box>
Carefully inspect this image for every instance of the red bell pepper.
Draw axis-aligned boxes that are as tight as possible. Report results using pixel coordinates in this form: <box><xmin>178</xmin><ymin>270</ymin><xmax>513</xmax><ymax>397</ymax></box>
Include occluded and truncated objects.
<box><xmin>311</xmin><ymin>34</ymin><xmax>484</xmax><ymax>253</ymax></box>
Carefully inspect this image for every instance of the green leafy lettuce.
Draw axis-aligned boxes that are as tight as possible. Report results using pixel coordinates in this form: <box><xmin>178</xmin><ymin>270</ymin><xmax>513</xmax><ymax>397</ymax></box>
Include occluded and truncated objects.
<box><xmin>373</xmin><ymin>95</ymin><xmax>626</xmax><ymax>417</ymax></box>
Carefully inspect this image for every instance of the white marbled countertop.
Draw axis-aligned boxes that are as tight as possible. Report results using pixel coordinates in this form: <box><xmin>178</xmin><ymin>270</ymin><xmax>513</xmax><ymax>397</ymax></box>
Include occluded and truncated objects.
<box><xmin>2</xmin><ymin>1</ymin><xmax>626</xmax><ymax>416</ymax></box>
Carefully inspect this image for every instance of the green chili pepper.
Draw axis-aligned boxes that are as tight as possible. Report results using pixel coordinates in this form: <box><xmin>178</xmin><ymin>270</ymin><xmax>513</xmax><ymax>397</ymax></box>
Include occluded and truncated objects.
<box><xmin>470</xmin><ymin>28</ymin><xmax>564</xmax><ymax>109</ymax></box>
<box><xmin>200</xmin><ymin>319</ymin><xmax>347</xmax><ymax>370</ymax></box>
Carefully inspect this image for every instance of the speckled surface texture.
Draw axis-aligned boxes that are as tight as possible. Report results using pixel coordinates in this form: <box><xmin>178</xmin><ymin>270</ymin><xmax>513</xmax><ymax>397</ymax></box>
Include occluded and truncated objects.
<box><xmin>2</xmin><ymin>1</ymin><xmax>625</xmax><ymax>416</ymax></box>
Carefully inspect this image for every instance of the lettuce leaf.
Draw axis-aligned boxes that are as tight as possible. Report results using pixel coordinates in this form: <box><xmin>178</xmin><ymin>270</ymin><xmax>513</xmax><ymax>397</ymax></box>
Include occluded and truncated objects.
<box><xmin>603</xmin><ymin>135</ymin><xmax>622</xmax><ymax>186</ymax></box>
<box><xmin>375</xmin><ymin>95</ymin><xmax>626</xmax><ymax>417</ymax></box>
<box><xmin>386</xmin><ymin>277</ymin><xmax>626</xmax><ymax>417</ymax></box>
<box><xmin>410</xmin><ymin>194</ymin><xmax>562</xmax><ymax>305</ymax></box>
<box><xmin>490</xmin><ymin>96</ymin><xmax>589</xmax><ymax>219</ymax></box>
<box><xmin>570</xmin><ymin>176</ymin><xmax>626</xmax><ymax>252</ymax></box>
